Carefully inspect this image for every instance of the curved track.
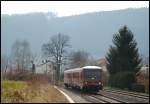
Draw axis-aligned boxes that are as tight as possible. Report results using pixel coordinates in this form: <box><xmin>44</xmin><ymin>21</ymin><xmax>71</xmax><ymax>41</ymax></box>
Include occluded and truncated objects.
<box><xmin>61</xmin><ymin>86</ymin><xmax>149</xmax><ymax>103</ymax></box>
<box><xmin>103</xmin><ymin>88</ymin><xmax>149</xmax><ymax>100</ymax></box>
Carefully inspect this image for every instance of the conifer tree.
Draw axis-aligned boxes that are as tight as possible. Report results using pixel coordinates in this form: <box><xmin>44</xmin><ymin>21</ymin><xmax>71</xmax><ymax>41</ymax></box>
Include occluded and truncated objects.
<box><xmin>106</xmin><ymin>25</ymin><xmax>142</xmax><ymax>74</ymax></box>
<box><xmin>106</xmin><ymin>25</ymin><xmax>142</xmax><ymax>88</ymax></box>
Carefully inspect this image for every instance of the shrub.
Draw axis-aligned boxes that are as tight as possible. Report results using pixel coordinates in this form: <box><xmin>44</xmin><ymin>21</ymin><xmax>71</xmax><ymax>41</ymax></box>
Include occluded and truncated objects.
<box><xmin>131</xmin><ymin>83</ymin><xmax>145</xmax><ymax>93</ymax></box>
<box><xmin>109</xmin><ymin>71</ymin><xmax>136</xmax><ymax>89</ymax></box>
<box><xmin>5</xmin><ymin>70</ymin><xmax>49</xmax><ymax>85</ymax></box>
<box><xmin>5</xmin><ymin>70</ymin><xmax>32</xmax><ymax>81</ymax></box>
<box><xmin>26</xmin><ymin>74</ymin><xmax>49</xmax><ymax>86</ymax></box>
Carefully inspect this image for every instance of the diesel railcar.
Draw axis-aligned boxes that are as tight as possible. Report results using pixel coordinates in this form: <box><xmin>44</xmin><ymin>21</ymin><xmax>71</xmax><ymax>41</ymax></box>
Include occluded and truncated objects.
<box><xmin>64</xmin><ymin>66</ymin><xmax>103</xmax><ymax>92</ymax></box>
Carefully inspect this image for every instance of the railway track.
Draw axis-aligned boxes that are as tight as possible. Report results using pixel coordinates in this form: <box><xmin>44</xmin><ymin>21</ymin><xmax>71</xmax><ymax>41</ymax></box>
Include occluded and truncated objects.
<box><xmin>62</xmin><ymin>86</ymin><xmax>149</xmax><ymax>103</ymax></box>
<box><xmin>103</xmin><ymin>88</ymin><xmax>149</xmax><ymax>100</ymax></box>
<box><xmin>84</xmin><ymin>95</ymin><xmax>108</xmax><ymax>103</ymax></box>
<box><xmin>83</xmin><ymin>93</ymin><xmax>127</xmax><ymax>103</ymax></box>
<box><xmin>83</xmin><ymin>88</ymin><xmax>149</xmax><ymax>103</ymax></box>
<box><xmin>90</xmin><ymin>95</ymin><xmax>124</xmax><ymax>103</ymax></box>
<box><xmin>96</xmin><ymin>93</ymin><xmax>128</xmax><ymax>103</ymax></box>
<box><xmin>99</xmin><ymin>89</ymin><xmax>149</xmax><ymax>103</ymax></box>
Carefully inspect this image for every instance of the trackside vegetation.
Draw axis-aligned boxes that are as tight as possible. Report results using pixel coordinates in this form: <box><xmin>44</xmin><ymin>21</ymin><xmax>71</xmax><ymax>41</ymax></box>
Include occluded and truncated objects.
<box><xmin>1</xmin><ymin>79</ymin><xmax>69</xmax><ymax>103</ymax></box>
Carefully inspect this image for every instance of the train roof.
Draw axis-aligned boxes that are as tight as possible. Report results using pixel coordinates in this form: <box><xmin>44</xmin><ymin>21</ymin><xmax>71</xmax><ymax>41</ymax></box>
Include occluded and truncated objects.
<box><xmin>64</xmin><ymin>66</ymin><xmax>102</xmax><ymax>73</ymax></box>
<box><xmin>82</xmin><ymin>66</ymin><xmax>102</xmax><ymax>69</ymax></box>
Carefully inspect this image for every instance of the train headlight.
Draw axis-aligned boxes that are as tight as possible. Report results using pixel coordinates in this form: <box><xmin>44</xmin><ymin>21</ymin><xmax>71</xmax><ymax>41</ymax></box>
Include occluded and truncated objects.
<box><xmin>85</xmin><ymin>82</ymin><xmax>87</xmax><ymax>84</ymax></box>
<box><xmin>99</xmin><ymin>82</ymin><xmax>101</xmax><ymax>85</ymax></box>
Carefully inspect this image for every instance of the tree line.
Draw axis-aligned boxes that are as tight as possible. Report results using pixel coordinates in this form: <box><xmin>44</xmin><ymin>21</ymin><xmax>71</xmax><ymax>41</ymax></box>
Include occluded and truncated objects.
<box><xmin>1</xmin><ymin>40</ymin><xmax>36</xmax><ymax>80</ymax></box>
<box><xmin>1</xmin><ymin>33</ymin><xmax>95</xmax><ymax>84</ymax></box>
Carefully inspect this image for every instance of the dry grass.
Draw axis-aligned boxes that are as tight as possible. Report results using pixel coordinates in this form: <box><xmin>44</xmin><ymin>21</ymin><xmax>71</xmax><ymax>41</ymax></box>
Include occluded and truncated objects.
<box><xmin>1</xmin><ymin>79</ymin><xmax>69</xmax><ymax>103</ymax></box>
<box><xmin>1</xmin><ymin>80</ymin><xmax>27</xmax><ymax>103</ymax></box>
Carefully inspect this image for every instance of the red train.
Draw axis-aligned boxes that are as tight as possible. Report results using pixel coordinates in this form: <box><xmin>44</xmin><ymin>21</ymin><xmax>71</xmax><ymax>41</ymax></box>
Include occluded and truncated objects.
<box><xmin>64</xmin><ymin>66</ymin><xmax>103</xmax><ymax>92</ymax></box>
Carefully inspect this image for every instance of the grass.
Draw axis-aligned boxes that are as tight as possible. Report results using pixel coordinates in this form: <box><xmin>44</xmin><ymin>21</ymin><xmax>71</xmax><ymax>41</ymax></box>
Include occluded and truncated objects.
<box><xmin>1</xmin><ymin>80</ymin><xmax>27</xmax><ymax>103</ymax></box>
<box><xmin>1</xmin><ymin>80</ymin><xmax>69</xmax><ymax>103</ymax></box>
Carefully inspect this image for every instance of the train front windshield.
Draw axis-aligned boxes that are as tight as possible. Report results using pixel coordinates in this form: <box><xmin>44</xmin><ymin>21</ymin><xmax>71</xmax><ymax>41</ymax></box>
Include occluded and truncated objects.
<box><xmin>84</xmin><ymin>69</ymin><xmax>101</xmax><ymax>80</ymax></box>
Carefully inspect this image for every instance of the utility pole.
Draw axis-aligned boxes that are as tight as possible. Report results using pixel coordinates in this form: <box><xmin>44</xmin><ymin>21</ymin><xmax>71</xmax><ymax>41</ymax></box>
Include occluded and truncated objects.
<box><xmin>45</xmin><ymin>60</ymin><xmax>47</xmax><ymax>75</ymax></box>
<box><xmin>31</xmin><ymin>60</ymin><xmax>35</xmax><ymax>74</ymax></box>
<box><xmin>146</xmin><ymin>65</ymin><xmax>149</xmax><ymax>79</ymax></box>
<box><xmin>53</xmin><ymin>65</ymin><xmax>56</xmax><ymax>85</ymax></box>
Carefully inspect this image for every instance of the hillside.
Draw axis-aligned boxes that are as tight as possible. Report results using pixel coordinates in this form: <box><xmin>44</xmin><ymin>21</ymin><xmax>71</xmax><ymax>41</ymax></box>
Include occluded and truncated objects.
<box><xmin>1</xmin><ymin>8</ymin><xmax>149</xmax><ymax>59</ymax></box>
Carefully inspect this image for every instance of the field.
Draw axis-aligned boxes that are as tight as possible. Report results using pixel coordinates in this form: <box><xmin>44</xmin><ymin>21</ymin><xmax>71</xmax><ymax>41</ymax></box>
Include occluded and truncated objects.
<box><xmin>1</xmin><ymin>80</ymin><xmax>69</xmax><ymax>103</ymax></box>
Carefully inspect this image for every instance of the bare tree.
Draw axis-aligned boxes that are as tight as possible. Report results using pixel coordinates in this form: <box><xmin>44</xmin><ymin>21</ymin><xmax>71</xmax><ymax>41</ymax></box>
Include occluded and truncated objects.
<box><xmin>42</xmin><ymin>33</ymin><xmax>70</xmax><ymax>84</ymax></box>
<box><xmin>11</xmin><ymin>40</ymin><xmax>32</xmax><ymax>72</ymax></box>
<box><xmin>86</xmin><ymin>55</ymin><xmax>97</xmax><ymax>66</ymax></box>
<box><xmin>21</xmin><ymin>40</ymin><xmax>32</xmax><ymax>71</ymax></box>
<box><xmin>1</xmin><ymin>55</ymin><xmax>9</xmax><ymax>80</ymax></box>
<box><xmin>69</xmin><ymin>50</ymin><xmax>90</xmax><ymax>68</ymax></box>
<box><xmin>11</xmin><ymin>40</ymin><xmax>21</xmax><ymax>71</ymax></box>
<box><xmin>30</xmin><ymin>53</ymin><xmax>37</xmax><ymax>74</ymax></box>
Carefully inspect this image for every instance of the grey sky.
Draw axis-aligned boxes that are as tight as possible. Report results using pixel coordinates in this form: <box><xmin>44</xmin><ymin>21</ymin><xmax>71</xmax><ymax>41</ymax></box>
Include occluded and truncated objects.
<box><xmin>1</xmin><ymin>1</ymin><xmax>149</xmax><ymax>17</ymax></box>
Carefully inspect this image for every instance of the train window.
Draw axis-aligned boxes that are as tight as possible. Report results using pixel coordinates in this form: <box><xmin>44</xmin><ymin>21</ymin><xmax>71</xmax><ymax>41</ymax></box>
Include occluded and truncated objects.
<box><xmin>68</xmin><ymin>73</ymin><xmax>71</xmax><ymax>78</ymax></box>
<box><xmin>73</xmin><ymin>73</ymin><xmax>76</xmax><ymax>78</ymax></box>
<box><xmin>67</xmin><ymin>74</ymin><xmax>69</xmax><ymax>78</ymax></box>
<box><xmin>73</xmin><ymin>72</ymin><xmax>78</xmax><ymax>78</ymax></box>
<box><xmin>84</xmin><ymin>69</ymin><xmax>101</xmax><ymax>80</ymax></box>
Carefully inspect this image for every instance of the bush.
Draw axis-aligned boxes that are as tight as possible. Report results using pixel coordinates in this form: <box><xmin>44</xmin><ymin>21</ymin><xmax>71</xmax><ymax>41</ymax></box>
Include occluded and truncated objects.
<box><xmin>5</xmin><ymin>70</ymin><xmax>50</xmax><ymax>86</ymax></box>
<box><xmin>131</xmin><ymin>83</ymin><xmax>145</xmax><ymax>93</ymax></box>
<box><xmin>144</xmin><ymin>79</ymin><xmax>149</xmax><ymax>94</ymax></box>
<box><xmin>6</xmin><ymin>70</ymin><xmax>32</xmax><ymax>81</ymax></box>
<box><xmin>26</xmin><ymin>73</ymin><xmax>49</xmax><ymax>86</ymax></box>
<box><xmin>109</xmin><ymin>71</ymin><xmax>136</xmax><ymax>89</ymax></box>
<box><xmin>14</xmin><ymin>72</ymin><xmax>30</xmax><ymax>81</ymax></box>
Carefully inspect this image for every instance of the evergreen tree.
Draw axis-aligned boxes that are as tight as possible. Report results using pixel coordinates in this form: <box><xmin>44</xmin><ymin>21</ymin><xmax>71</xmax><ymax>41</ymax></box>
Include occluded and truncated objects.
<box><xmin>106</xmin><ymin>25</ymin><xmax>142</xmax><ymax>89</ymax></box>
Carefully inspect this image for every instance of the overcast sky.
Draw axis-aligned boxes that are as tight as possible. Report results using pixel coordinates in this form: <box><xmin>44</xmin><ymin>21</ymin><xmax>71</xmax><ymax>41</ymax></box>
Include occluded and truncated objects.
<box><xmin>1</xmin><ymin>1</ymin><xmax>149</xmax><ymax>17</ymax></box>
